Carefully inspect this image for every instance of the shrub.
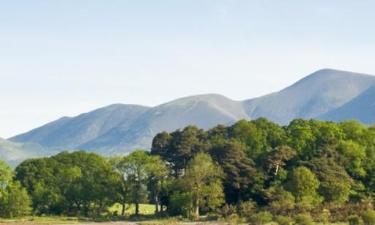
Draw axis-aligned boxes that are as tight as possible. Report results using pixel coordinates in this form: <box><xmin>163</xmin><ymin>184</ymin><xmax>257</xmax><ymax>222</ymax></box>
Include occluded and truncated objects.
<box><xmin>294</xmin><ymin>213</ymin><xmax>315</xmax><ymax>225</ymax></box>
<box><xmin>168</xmin><ymin>192</ymin><xmax>193</xmax><ymax>217</ymax></box>
<box><xmin>275</xmin><ymin>215</ymin><xmax>294</xmax><ymax>225</ymax></box>
<box><xmin>237</xmin><ymin>201</ymin><xmax>256</xmax><ymax>218</ymax></box>
<box><xmin>219</xmin><ymin>204</ymin><xmax>237</xmax><ymax>219</ymax></box>
<box><xmin>362</xmin><ymin>210</ymin><xmax>375</xmax><ymax>225</ymax></box>
<box><xmin>250</xmin><ymin>211</ymin><xmax>273</xmax><ymax>225</ymax></box>
<box><xmin>348</xmin><ymin>215</ymin><xmax>364</xmax><ymax>225</ymax></box>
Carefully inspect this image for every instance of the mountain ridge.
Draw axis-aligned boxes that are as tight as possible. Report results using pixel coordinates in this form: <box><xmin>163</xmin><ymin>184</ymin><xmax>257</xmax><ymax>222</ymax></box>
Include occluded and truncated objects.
<box><xmin>6</xmin><ymin>68</ymin><xmax>375</xmax><ymax>162</ymax></box>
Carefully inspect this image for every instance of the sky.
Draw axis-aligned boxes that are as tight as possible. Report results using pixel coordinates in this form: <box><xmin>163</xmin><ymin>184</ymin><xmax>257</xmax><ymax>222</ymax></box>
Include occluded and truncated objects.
<box><xmin>1</xmin><ymin>0</ymin><xmax>375</xmax><ymax>138</ymax></box>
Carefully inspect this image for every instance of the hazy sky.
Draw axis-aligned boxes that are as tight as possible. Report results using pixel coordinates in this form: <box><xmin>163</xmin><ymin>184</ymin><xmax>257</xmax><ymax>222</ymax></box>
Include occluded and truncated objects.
<box><xmin>1</xmin><ymin>0</ymin><xmax>375</xmax><ymax>138</ymax></box>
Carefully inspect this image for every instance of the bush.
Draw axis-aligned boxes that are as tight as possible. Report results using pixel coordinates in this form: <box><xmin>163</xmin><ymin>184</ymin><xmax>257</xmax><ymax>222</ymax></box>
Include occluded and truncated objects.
<box><xmin>250</xmin><ymin>211</ymin><xmax>273</xmax><ymax>225</ymax></box>
<box><xmin>219</xmin><ymin>204</ymin><xmax>237</xmax><ymax>219</ymax></box>
<box><xmin>348</xmin><ymin>215</ymin><xmax>364</xmax><ymax>225</ymax></box>
<box><xmin>168</xmin><ymin>192</ymin><xmax>193</xmax><ymax>217</ymax></box>
<box><xmin>275</xmin><ymin>215</ymin><xmax>294</xmax><ymax>225</ymax></box>
<box><xmin>362</xmin><ymin>210</ymin><xmax>375</xmax><ymax>225</ymax></box>
<box><xmin>294</xmin><ymin>213</ymin><xmax>315</xmax><ymax>225</ymax></box>
<box><xmin>237</xmin><ymin>201</ymin><xmax>256</xmax><ymax>218</ymax></box>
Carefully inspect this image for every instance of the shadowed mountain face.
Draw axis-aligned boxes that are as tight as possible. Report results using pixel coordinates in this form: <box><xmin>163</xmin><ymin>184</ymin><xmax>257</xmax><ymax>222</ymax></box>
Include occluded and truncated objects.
<box><xmin>7</xmin><ymin>69</ymin><xmax>375</xmax><ymax>161</ymax></box>
<box><xmin>319</xmin><ymin>85</ymin><xmax>375</xmax><ymax>124</ymax></box>
<box><xmin>244</xmin><ymin>69</ymin><xmax>375</xmax><ymax>124</ymax></box>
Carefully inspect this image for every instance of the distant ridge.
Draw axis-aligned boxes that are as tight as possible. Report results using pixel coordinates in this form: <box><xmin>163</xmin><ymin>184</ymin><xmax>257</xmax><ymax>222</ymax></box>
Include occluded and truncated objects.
<box><xmin>7</xmin><ymin>68</ymin><xmax>375</xmax><ymax>162</ymax></box>
<box><xmin>244</xmin><ymin>69</ymin><xmax>375</xmax><ymax>124</ymax></box>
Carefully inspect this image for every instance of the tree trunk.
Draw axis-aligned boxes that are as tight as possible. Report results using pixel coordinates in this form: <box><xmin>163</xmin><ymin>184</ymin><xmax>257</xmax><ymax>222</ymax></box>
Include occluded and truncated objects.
<box><xmin>155</xmin><ymin>195</ymin><xmax>159</xmax><ymax>214</ymax></box>
<box><xmin>121</xmin><ymin>202</ymin><xmax>126</xmax><ymax>216</ymax></box>
<box><xmin>135</xmin><ymin>202</ymin><xmax>140</xmax><ymax>216</ymax></box>
<box><xmin>195</xmin><ymin>205</ymin><xmax>200</xmax><ymax>220</ymax></box>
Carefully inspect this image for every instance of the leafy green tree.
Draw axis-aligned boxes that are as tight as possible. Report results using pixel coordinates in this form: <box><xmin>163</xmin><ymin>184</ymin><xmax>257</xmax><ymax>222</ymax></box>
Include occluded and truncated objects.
<box><xmin>337</xmin><ymin>140</ymin><xmax>366</xmax><ymax>178</ymax></box>
<box><xmin>210</xmin><ymin>140</ymin><xmax>262</xmax><ymax>203</ymax></box>
<box><xmin>118</xmin><ymin>150</ymin><xmax>151</xmax><ymax>216</ymax></box>
<box><xmin>146</xmin><ymin>155</ymin><xmax>168</xmax><ymax>213</ymax></box>
<box><xmin>308</xmin><ymin>157</ymin><xmax>352</xmax><ymax>204</ymax></box>
<box><xmin>230</xmin><ymin>120</ymin><xmax>266</xmax><ymax>160</ymax></box>
<box><xmin>286</xmin><ymin>166</ymin><xmax>322</xmax><ymax>210</ymax></box>
<box><xmin>286</xmin><ymin>119</ymin><xmax>317</xmax><ymax>158</ymax></box>
<box><xmin>179</xmin><ymin>153</ymin><xmax>224</xmax><ymax>219</ymax></box>
<box><xmin>152</xmin><ymin>126</ymin><xmax>208</xmax><ymax>177</ymax></box>
<box><xmin>110</xmin><ymin>156</ymin><xmax>132</xmax><ymax>216</ymax></box>
<box><xmin>15</xmin><ymin>152</ymin><xmax>118</xmax><ymax>216</ymax></box>
<box><xmin>265</xmin><ymin>145</ymin><xmax>296</xmax><ymax>177</ymax></box>
<box><xmin>0</xmin><ymin>160</ymin><xmax>31</xmax><ymax>218</ymax></box>
<box><xmin>0</xmin><ymin>181</ymin><xmax>31</xmax><ymax>218</ymax></box>
<box><xmin>264</xmin><ymin>187</ymin><xmax>295</xmax><ymax>215</ymax></box>
<box><xmin>0</xmin><ymin>160</ymin><xmax>13</xmax><ymax>198</ymax></box>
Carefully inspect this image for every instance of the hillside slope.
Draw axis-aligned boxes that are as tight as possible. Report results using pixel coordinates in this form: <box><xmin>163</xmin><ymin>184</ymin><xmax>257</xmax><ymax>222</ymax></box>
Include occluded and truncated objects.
<box><xmin>8</xmin><ymin>69</ymin><xmax>375</xmax><ymax>158</ymax></box>
<box><xmin>0</xmin><ymin>138</ymin><xmax>48</xmax><ymax>166</ymax></box>
<box><xmin>11</xmin><ymin>104</ymin><xmax>150</xmax><ymax>150</ymax></box>
<box><xmin>80</xmin><ymin>94</ymin><xmax>249</xmax><ymax>153</ymax></box>
<box><xmin>244</xmin><ymin>69</ymin><xmax>375</xmax><ymax>124</ymax></box>
<box><xmin>319</xmin><ymin>85</ymin><xmax>375</xmax><ymax>124</ymax></box>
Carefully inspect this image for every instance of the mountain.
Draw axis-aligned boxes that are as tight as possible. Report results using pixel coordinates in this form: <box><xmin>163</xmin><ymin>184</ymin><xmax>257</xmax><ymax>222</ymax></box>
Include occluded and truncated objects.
<box><xmin>244</xmin><ymin>69</ymin><xmax>375</xmax><ymax>124</ymax></box>
<box><xmin>0</xmin><ymin>138</ymin><xmax>49</xmax><ymax>166</ymax></box>
<box><xmin>7</xmin><ymin>68</ymin><xmax>375</xmax><ymax>160</ymax></box>
<box><xmin>79</xmin><ymin>94</ymin><xmax>249</xmax><ymax>154</ymax></box>
<box><xmin>11</xmin><ymin>104</ymin><xmax>150</xmax><ymax>150</ymax></box>
<box><xmin>319</xmin><ymin>85</ymin><xmax>375</xmax><ymax>124</ymax></box>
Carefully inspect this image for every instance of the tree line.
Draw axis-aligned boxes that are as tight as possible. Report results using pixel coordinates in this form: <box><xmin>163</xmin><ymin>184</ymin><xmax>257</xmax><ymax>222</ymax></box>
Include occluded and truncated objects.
<box><xmin>2</xmin><ymin>118</ymin><xmax>375</xmax><ymax>224</ymax></box>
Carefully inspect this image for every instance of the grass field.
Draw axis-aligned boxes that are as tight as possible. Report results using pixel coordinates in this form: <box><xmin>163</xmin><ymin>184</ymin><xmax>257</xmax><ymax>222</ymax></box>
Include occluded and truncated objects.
<box><xmin>109</xmin><ymin>204</ymin><xmax>156</xmax><ymax>216</ymax></box>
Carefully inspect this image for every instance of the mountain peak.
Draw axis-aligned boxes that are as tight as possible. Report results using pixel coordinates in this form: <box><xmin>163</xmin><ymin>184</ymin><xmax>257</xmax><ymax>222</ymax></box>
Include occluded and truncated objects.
<box><xmin>7</xmin><ymin>69</ymin><xmax>375</xmax><ymax>161</ymax></box>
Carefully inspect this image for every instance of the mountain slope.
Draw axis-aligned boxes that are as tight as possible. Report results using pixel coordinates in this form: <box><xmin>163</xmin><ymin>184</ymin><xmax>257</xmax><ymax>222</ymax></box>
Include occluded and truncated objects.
<box><xmin>80</xmin><ymin>94</ymin><xmax>250</xmax><ymax>153</ymax></box>
<box><xmin>244</xmin><ymin>69</ymin><xmax>375</xmax><ymax>124</ymax></box>
<box><xmin>0</xmin><ymin>138</ymin><xmax>48</xmax><ymax>166</ymax></box>
<box><xmin>8</xmin><ymin>69</ymin><xmax>375</xmax><ymax>157</ymax></box>
<box><xmin>319</xmin><ymin>85</ymin><xmax>375</xmax><ymax>124</ymax></box>
<box><xmin>11</xmin><ymin>104</ymin><xmax>150</xmax><ymax>150</ymax></box>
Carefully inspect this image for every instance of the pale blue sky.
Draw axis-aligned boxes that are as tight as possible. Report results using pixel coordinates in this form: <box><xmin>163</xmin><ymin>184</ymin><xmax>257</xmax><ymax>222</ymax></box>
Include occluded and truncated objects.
<box><xmin>1</xmin><ymin>0</ymin><xmax>375</xmax><ymax>137</ymax></box>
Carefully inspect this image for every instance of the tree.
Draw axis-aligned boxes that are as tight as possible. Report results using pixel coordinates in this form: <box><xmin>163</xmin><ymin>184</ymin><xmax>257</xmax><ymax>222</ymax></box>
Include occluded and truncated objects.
<box><xmin>0</xmin><ymin>160</ymin><xmax>13</xmax><ymax>198</ymax></box>
<box><xmin>230</xmin><ymin>120</ymin><xmax>266</xmax><ymax>160</ymax></box>
<box><xmin>0</xmin><ymin>181</ymin><xmax>31</xmax><ymax>218</ymax></box>
<box><xmin>286</xmin><ymin>166</ymin><xmax>322</xmax><ymax>210</ymax></box>
<box><xmin>337</xmin><ymin>140</ymin><xmax>366</xmax><ymax>178</ymax></box>
<box><xmin>118</xmin><ymin>151</ymin><xmax>150</xmax><ymax>216</ymax></box>
<box><xmin>0</xmin><ymin>160</ymin><xmax>31</xmax><ymax>218</ymax></box>
<box><xmin>179</xmin><ymin>153</ymin><xmax>224</xmax><ymax>219</ymax></box>
<box><xmin>110</xmin><ymin>157</ymin><xmax>132</xmax><ymax>216</ymax></box>
<box><xmin>210</xmin><ymin>140</ymin><xmax>262</xmax><ymax>204</ymax></box>
<box><xmin>264</xmin><ymin>187</ymin><xmax>295</xmax><ymax>215</ymax></box>
<box><xmin>308</xmin><ymin>157</ymin><xmax>352</xmax><ymax>204</ymax></box>
<box><xmin>146</xmin><ymin>155</ymin><xmax>168</xmax><ymax>214</ymax></box>
<box><xmin>152</xmin><ymin>126</ymin><xmax>208</xmax><ymax>177</ymax></box>
<box><xmin>15</xmin><ymin>151</ymin><xmax>119</xmax><ymax>216</ymax></box>
<box><xmin>265</xmin><ymin>146</ymin><xmax>296</xmax><ymax>177</ymax></box>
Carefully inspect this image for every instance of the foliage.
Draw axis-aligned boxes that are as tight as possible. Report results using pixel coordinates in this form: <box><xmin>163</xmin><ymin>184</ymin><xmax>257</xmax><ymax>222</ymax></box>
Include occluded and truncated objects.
<box><xmin>286</xmin><ymin>167</ymin><xmax>322</xmax><ymax>210</ymax></box>
<box><xmin>348</xmin><ymin>215</ymin><xmax>364</xmax><ymax>225</ymax></box>
<box><xmin>177</xmin><ymin>153</ymin><xmax>224</xmax><ymax>219</ymax></box>
<box><xmin>275</xmin><ymin>215</ymin><xmax>294</xmax><ymax>225</ymax></box>
<box><xmin>249</xmin><ymin>211</ymin><xmax>273</xmax><ymax>225</ymax></box>
<box><xmin>5</xmin><ymin>118</ymin><xmax>375</xmax><ymax>221</ymax></box>
<box><xmin>362</xmin><ymin>210</ymin><xmax>375</xmax><ymax>225</ymax></box>
<box><xmin>15</xmin><ymin>151</ymin><xmax>119</xmax><ymax>216</ymax></box>
<box><xmin>294</xmin><ymin>213</ymin><xmax>315</xmax><ymax>225</ymax></box>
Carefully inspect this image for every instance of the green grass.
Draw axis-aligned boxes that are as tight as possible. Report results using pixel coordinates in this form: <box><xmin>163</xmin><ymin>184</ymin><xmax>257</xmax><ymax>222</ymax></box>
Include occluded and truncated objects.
<box><xmin>109</xmin><ymin>203</ymin><xmax>156</xmax><ymax>216</ymax></box>
<box><xmin>0</xmin><ymin>216</ymin><xmax>81</xmax><ymax>224</ymax></box>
